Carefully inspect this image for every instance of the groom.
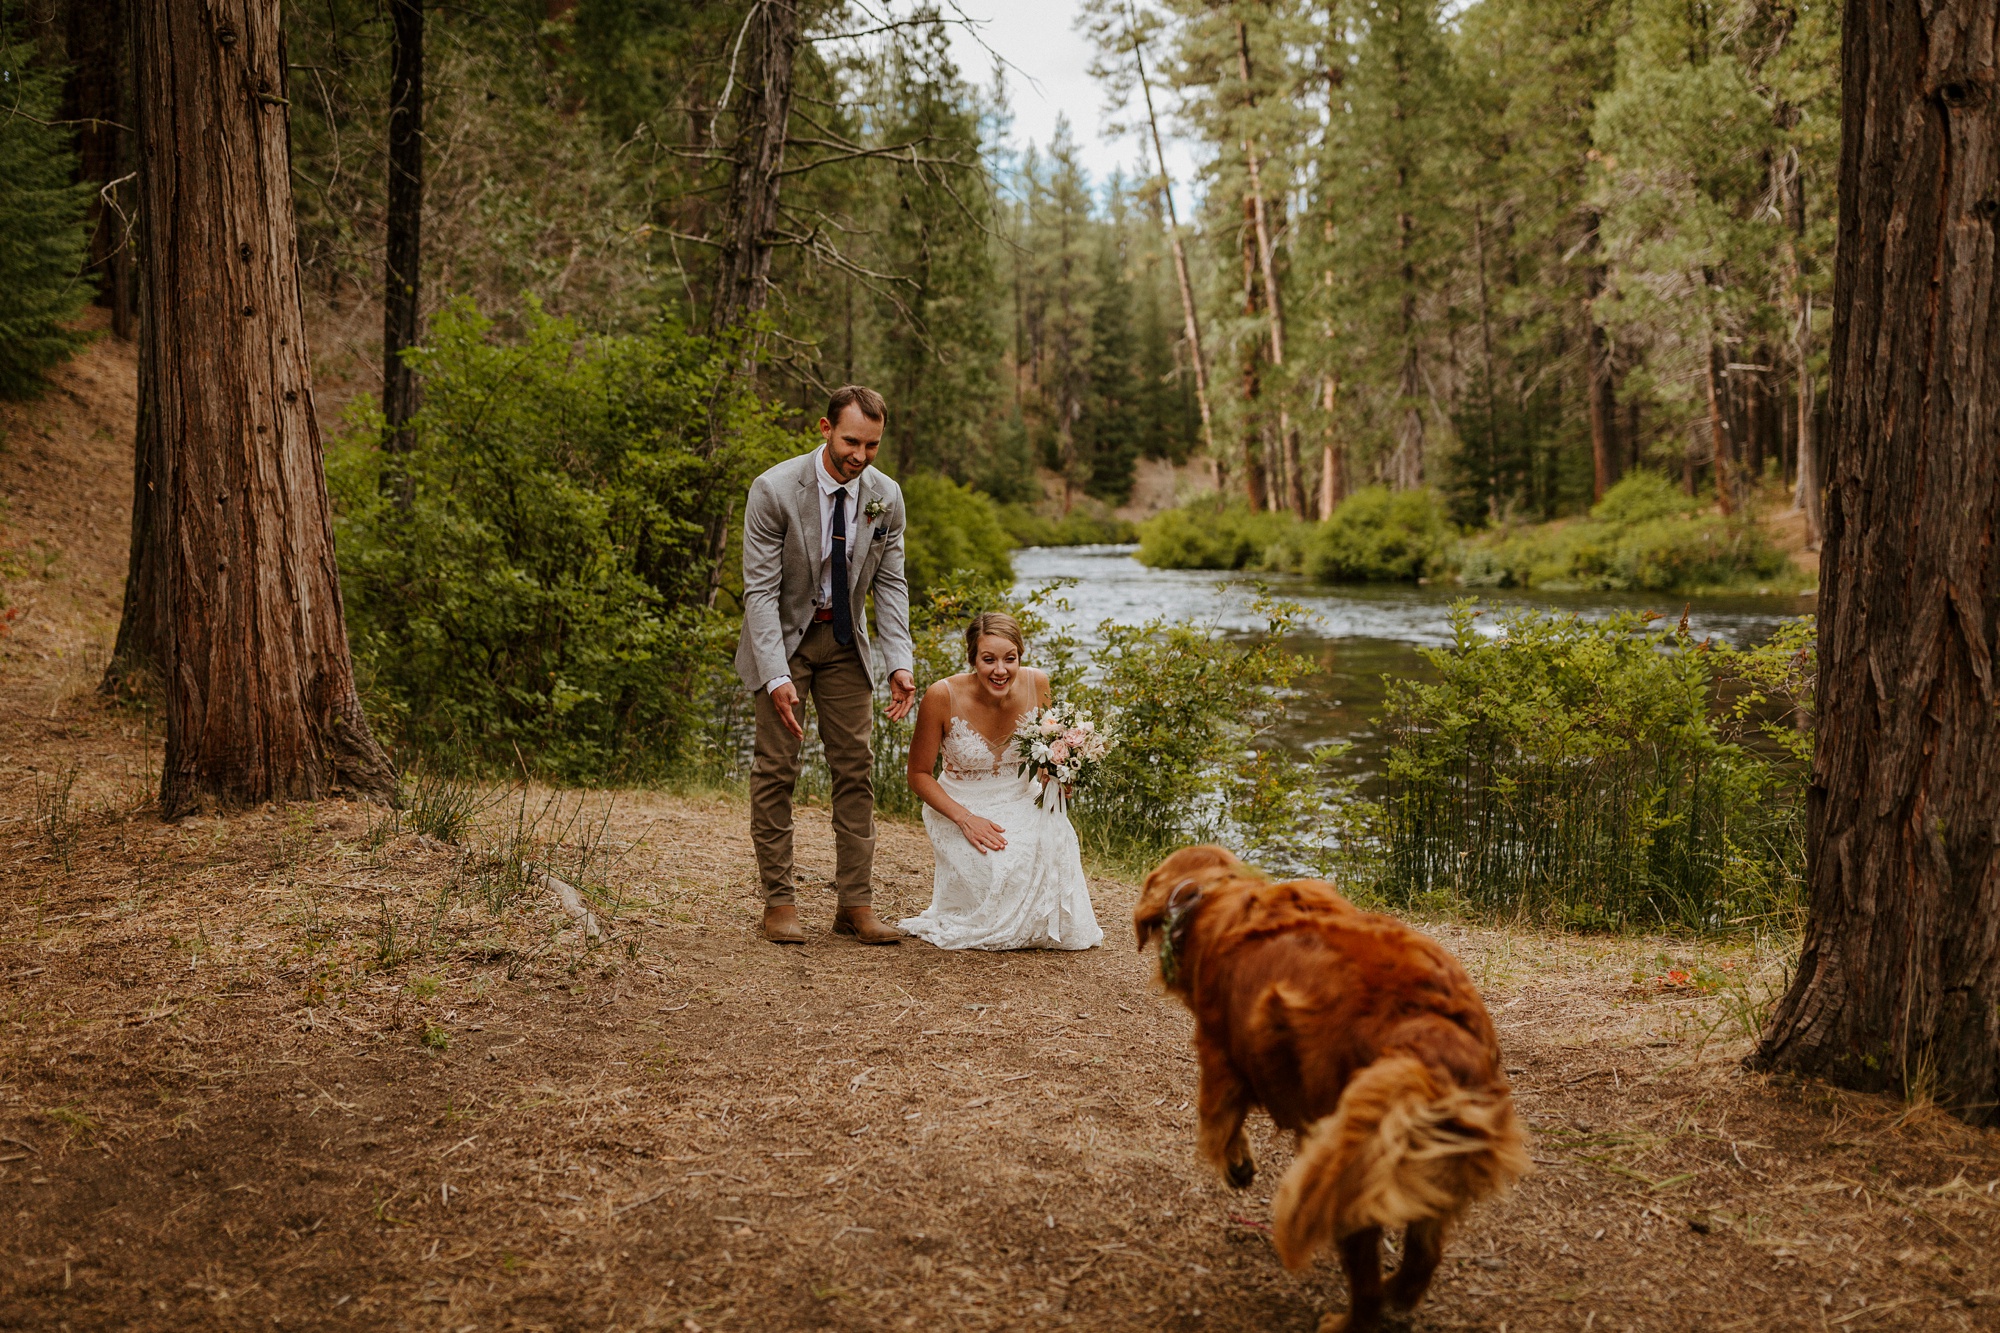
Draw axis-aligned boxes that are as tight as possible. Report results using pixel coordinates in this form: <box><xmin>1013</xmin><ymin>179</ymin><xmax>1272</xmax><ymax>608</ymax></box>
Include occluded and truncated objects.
<box><xmin>735</xmin><ymin>385</ymin><xmax>917</xmax><ymax>945</ymax></box>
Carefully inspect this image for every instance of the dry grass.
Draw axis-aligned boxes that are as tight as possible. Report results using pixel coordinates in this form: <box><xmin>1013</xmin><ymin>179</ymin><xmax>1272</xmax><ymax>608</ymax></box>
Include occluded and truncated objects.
<box><xmin>3</xmin><ymin>330</ymin><xmax>1998</xmax><ymax>1332</ymax></box>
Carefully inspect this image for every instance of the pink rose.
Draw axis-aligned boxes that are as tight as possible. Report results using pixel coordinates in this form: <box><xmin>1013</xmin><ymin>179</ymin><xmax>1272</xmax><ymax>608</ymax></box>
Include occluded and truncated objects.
<box><xmin>1049</xmin><ymin>740</ymin><xmax>1071</xmax><ymax>763</ymax></box>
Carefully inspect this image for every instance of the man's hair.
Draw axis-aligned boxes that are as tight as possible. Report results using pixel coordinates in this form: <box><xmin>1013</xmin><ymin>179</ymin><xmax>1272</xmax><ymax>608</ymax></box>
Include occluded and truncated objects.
<box><xmin>825</xmin><ymin>384</ymin><xmax>887</xmax><ymax>427</ymax></box>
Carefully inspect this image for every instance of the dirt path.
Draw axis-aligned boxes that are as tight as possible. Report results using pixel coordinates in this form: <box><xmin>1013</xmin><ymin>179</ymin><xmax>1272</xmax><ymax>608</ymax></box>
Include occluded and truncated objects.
<box><xmin>3</xmin><ymin>337</ymin><xmax>1998</xmax><ymax>1332</ymax></box>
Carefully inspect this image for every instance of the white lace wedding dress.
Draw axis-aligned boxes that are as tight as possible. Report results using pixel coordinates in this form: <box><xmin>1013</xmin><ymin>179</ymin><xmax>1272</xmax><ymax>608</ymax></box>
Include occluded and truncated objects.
<box><xmin>900</xmin><ymin>713</ymin><xmax>1104</xmax><ymax>951</ymax></box>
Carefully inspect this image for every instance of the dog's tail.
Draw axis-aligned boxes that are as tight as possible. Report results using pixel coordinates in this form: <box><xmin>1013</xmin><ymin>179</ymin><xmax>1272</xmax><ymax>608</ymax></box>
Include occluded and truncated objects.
<box><xmin>1270</xmin><ymin>1054</ymin><xmax>1528</xmax><ymax>1271</ymax></box>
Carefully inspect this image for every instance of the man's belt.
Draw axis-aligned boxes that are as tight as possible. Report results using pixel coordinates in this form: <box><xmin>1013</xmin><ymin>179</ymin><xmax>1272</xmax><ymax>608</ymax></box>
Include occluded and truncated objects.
<box><xmin>813</xmin><ymin>607</ymin><xmax>835</xmax><ymax>622</ymax></box>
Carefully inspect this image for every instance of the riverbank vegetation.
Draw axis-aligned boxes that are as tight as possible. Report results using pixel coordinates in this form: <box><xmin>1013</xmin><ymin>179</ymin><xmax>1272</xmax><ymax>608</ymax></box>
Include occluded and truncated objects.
<box><xmin>1377</xmin><ymin>604</ymin><xmax>1814</xmax><ymax>932</ymax></box>
<box><xmin>1137</xmin><ymin>472</ymin><xmax>1801</xmax><ymax>594</ymax></box>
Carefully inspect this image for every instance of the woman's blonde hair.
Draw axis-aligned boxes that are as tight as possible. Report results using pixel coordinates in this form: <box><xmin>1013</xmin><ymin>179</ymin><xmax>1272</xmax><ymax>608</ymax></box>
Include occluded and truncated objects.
<box><xmin>964</xmin><ymin>612</ymin><xmax>1026</xmax><ymax>664</ymax></box>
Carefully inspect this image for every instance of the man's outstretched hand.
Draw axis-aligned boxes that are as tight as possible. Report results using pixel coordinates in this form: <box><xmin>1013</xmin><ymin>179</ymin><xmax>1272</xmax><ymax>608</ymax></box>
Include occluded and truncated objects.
<box><xmin>886</xmin><ymin>669</ymin><xmax>917</xmax><ymax>721</ymax></box>
<box><xmin>770</xmin><ymin>680</ymin><xmax>805</xmax><ymax>739</ymax></box>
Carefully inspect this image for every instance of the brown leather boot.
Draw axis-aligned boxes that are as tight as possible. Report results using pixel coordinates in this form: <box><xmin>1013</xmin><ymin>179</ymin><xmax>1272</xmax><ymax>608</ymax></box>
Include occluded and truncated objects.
<box><xmin>832</xmin><ymin>904</ymin><xmax>905</xmax><ymax>944</ymax></box>
<box><xmin>762</xmin><ymin>903</ymin><xmax>805</xmax><ymax>944</ymax></box>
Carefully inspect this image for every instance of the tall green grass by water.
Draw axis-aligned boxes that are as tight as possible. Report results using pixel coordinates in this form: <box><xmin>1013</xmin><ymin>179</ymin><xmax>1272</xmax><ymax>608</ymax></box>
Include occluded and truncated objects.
<box><xmin>1375</xmin><ymin>603</ymin><xmax>1813</xmax><ymax>931</ymax></box>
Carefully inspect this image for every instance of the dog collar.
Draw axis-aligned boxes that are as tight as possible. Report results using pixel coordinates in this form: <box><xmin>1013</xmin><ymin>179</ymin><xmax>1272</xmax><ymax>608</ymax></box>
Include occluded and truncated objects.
<box><xmin>1156</xmin><ymin>879</ymin><xmax>1202</xmax><ymax>988</ymax></box>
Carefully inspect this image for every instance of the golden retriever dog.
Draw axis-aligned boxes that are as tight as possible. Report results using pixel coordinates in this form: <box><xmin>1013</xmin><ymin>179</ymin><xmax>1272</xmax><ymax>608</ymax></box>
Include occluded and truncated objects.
<box><xmin>1135</xmin><ymin>846</ymin><xmax>1528</xmax><ymax>1332</ymax></box>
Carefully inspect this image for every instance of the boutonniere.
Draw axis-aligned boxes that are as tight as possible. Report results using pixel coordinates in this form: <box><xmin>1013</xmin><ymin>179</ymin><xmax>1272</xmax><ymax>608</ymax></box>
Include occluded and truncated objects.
<box><xmin>863</xmin><ymin>498</ymin><xmax>889</xmax><ymax>522</ymax></box>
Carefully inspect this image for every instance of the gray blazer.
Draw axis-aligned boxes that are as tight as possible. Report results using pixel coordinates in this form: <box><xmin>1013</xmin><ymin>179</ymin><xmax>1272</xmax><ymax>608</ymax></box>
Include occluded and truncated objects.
<box><xmin>733</xmin><ymin>449</ymin><xmax>914</xmax><ymax>692</ymax></box>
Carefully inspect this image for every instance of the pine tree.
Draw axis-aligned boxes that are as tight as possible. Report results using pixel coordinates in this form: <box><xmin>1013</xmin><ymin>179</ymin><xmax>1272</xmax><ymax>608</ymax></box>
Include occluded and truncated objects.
<box><xmin>1020</xmin><ymin>124</ymin><xmax>1100</xmax><ymax>508</ymax></box>
<box><xmin>1077</xmin><ymin>184</ymin><xmax>1146</xmax><ymax>501</ymax></box>
<box><xmin>1308</xmin><ymin>0</ymin><xmax>1463</xmax><ymax>493</ymax></box>
<box><xmin>1591</xmin><ymin>0</ymin><xmax>1795</xmax><ymax>508</ymax></box>
<box><xmin>865</xmin><ymin>18</ymin><xmax>1005</xmax><ymax>484</ymax></box>
<box><xmin>0</xmin><ymin>34</ymin><xmax>92</xmax><ymax>397</ymax></box>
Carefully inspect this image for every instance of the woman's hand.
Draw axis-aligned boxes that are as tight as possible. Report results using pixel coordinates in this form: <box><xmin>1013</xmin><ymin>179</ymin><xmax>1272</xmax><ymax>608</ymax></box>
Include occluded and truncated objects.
<box><xmin>956</xmin><ymin>813</ymin><xmax>1008</xmax><ymax>853</ymax></box>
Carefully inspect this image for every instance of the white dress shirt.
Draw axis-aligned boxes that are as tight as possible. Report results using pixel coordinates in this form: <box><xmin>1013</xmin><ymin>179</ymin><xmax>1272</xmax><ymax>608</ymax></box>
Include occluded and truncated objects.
<box><xmin>767</xmin><ymin>446</ymin><xmax>861</xmax><ymax>695</ymax></box>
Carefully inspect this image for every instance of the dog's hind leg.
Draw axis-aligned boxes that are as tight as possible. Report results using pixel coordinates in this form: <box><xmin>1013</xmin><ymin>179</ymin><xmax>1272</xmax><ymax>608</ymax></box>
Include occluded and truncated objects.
<box><xmin>1314</xmin><ymin>1226</ymin><xmax>1386</xmax><ymax>1333</ymax></box>
<box><xmin>1385</xmin><ymin>1215</ymin><xmax>1449</xmax><ymax>1312</ymax></box>
<box><xmin>1195</xmin><ymin>1044</ymin><xmax>1255</xmax><ymax>1188</ymax></box>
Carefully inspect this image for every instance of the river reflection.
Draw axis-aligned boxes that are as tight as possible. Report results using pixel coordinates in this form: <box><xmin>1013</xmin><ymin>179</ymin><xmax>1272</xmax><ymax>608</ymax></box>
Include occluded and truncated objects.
<box><xmin>1011</xmin><ymin>543</ymin><xmax>1815</xmax><ymax>782</ymax></box>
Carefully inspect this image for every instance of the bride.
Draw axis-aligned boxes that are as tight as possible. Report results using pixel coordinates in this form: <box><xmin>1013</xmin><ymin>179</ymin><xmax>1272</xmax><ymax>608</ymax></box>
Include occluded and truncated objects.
<box><xmin>899</xmin><ymin>613</ymin><xmax>1103</xmax><ymax>951</ymax></box>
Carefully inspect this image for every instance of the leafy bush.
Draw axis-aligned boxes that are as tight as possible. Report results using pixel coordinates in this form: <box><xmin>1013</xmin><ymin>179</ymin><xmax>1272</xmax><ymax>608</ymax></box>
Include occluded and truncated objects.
<box><xmin>0</xmin><ymin>41</ymin><xmax>93</xmax><ymax>397</ymax></box>
<box><xmin>900</xmin><ymin>473</ymin><xmax>1013</xmax><ymax>598</ymax></box>
<box><xmin>1135</xmin><ymin>500</ymin><xmax>1297</xmax><ymax>570</ymax></box>
<box><xmin>1454</xmin><ymin>470</ymin><xmax>1795</xmax><ymax>593</ymax></box>
<box><xmin>1064</xmin><ymin>600</ymin><xmax>1372</xmax><ymax>875</ymax></box>
<box><xmin>997</xmin><ymin>502</ymin><xmax>1135</xmax><ymax>547</ymax></box>
<box><xmin>1308</xmin><ymin>486</ymin><xmax>1454</xmax><ymax>583</ymax></box>
<box><xmin>1589</xmin><ymin>470</ymin><xmax>1698</xmax><ymax>525</ymax></box>
<box><xmin>1376</xmin><ymin>602</ymin><xmax>1811</xmax><ymax>931</ymax></box>
<box><xmin>328</xmin><ymin>300</ymin><xmax>796</xmax><ymax>782</ymax></box>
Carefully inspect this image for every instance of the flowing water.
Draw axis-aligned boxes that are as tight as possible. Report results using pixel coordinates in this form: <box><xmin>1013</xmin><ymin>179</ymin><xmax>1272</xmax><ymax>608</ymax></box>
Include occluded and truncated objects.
<box><xmin>1011</xmin><ymin>544</ymin><xmax>1816</xmax><ymax>782</ymax></box>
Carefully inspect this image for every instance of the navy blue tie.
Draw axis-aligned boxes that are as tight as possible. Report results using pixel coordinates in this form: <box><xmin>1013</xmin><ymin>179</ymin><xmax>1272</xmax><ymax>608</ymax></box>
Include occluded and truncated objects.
<box><xmin>830</xmin><ymin>488</ymin><xmax>854</xmax><ymax>647</ymax></box>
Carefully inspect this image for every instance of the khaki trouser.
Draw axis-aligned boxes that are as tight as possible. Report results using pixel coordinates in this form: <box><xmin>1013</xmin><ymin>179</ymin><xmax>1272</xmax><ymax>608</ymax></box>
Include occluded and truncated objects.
<box><xmin>750</xmin><ymin>620</ymin><xmax>875</xmax><ymax>907</ymax></box>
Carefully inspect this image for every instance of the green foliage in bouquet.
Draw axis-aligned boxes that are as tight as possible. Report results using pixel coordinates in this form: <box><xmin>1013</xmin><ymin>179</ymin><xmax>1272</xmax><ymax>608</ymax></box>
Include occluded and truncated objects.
<box><xmin>328</xmin><ymin>300</ymin><xmax>797</xmax><ymax>782</ymax></box>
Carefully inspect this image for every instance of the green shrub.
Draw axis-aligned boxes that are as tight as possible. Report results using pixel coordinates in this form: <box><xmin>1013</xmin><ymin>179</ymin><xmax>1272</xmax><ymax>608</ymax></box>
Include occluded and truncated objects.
<box><xmin>328</xmin><ymin>299</ymin><xmax>795</xmax><ymax>782</ymax></box>
<box><xmin>0</xmin><ymin>40</ymin><xmax>93</xmax><ymax>397</ymax></box>
<box><xmin>901</xmin><ymin>473</ymin><xmax>1013</xmax><ymax>598</ymax></box>
<box><xmin>1136</xmin><ymin>500</ymin><xmax>1296</xmax><ymax>570</ymax></box>
<box><xmin>1067</xmin><ymin>599</ymin><xmax>1372</xmax><ymax>876</ymax></box>
<box><xmin>1453</xmin><ymin>470</ymin><xmax>1795</xmax><ymax>593</ymax></box>
<box><xmin>997</xmin><ymin>502</ymin><xmax>1135</xmax><ymax>547</ymax></box>
<box><xmin>1589</xmin><ymin>470</ymin><xmax>1698</xmax><ymax>525</ymax></box>
<box><xmin>1376</xmin><ymin>601</ymin><xmax>1810</xmax><ymax>931</ymax></box>
<box><xmin>1308</xmin><ymin>487</ymin><xmax>1454</xmax><ymax>583</ymax></box>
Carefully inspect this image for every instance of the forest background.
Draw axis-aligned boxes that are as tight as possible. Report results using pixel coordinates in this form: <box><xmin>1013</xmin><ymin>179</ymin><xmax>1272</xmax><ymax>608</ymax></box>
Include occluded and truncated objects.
<box><xmin>5</xmin><ymin>0</ymin><xmax>1833</xmax><ymax>917</ymax></box>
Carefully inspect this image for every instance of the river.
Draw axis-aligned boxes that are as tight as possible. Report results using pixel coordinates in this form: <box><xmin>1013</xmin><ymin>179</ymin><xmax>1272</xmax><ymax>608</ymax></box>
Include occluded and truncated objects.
<box><xmin>1011</xmin><ymin>544</ymin><xmax>1815</xmax><ymax>781</ymax></box>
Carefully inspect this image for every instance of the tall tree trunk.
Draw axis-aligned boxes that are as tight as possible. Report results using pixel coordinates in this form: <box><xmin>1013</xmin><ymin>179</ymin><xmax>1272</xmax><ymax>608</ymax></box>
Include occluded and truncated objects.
<box><xmin>1782</xmin><ymin>146</ymin><xmax>1823</xmax><ymax>549</ymax></box>
<box><xmin>63</xmin><ymin>0</ymin><xmax>135</xmax><ymax>339</ymax></box>
<box><xmin>382</xmin><ymin>0</ymin><xmax>423</xmax><ymax>481</ymax></box>
<box><xmin>1471</xmin><ymin>203</ymin><xmax>1502</xmax><ymax>519</ymax></box>
<box><xmin>1750</xmin><ymin>0</ymin><xmax>2000</xmax><ymax>1125</ymax></box>
<box><xmin>1128</xmin><ymin>2</ymin><xmax>1216</xmax><ymax>479</ymax></box>
<box><xmin>1237</xmin><ymin>195</ymin><xmax>1266</xmax><ymax>511</ymax></box>
<box><xmin>1235</xmin><ymin>20</ymin><xmax>1302</xmax><ymax>515</ymax></box>
<box><xmin>711</xmin><ymin>0</ymin><xmax>800</xmax><ymax>334</ymax></box>
<box><xmin>1581</xmin><ymin>211</ymin><xmax>1618</xmax><ymax>503</ymax></box>
<box><xmin>1240</xmin><ymin>345</ymin><xmax>1268</xmax><ymax>513</ymax></box>
<box><xmin>1794</xmin><ymin>292</ymin><xmax>1823</xmax><ymax>547</ymax></box>
<box><xmin>1318</xmin><ymin>371</ymin><xmax>1343</xmax><ymax>519</ymax></box>
<box><xmin>102</xmin><ymin>315</ymin><xmax>166</xmax><ymax>696</ymax></box>
<box><xmin>134</xmin><ymin>0</ymin><xmax>397</xmax><ymax>816</ymax></box>
<box><xmin>1706</xmin><ymin>343</ymin><xmax>1736</xmax><ymax>516</ymax></box>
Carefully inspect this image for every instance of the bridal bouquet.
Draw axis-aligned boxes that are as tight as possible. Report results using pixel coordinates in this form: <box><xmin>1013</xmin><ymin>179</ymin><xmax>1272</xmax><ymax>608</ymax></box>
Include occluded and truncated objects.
<box><xmin>1013</xmin><ymin>702</ymin><xmax>1114</xmax><ymax>810</ymax></box>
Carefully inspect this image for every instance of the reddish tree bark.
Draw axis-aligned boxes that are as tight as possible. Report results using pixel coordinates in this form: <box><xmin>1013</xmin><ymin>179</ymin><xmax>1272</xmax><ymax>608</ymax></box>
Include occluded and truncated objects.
<box><xmin>63</xmin><ymin>0</ymin><xmax>135</xmax><ymax>340</ymax></box>
<box><xmin>101</xmin><ymin>341</ymin><xmax>166</xmax><ymax>696</ymax></box>
<box><xmin>1581</xmin><ymin>211</ymin><xmax>1619</xmax><ymax>503</ymax></box>
<box><xmin>133</xmin><ymin>0</ymin><xmax>397</xmax><ymax>816</ymax></box>
<box><xmin>1751</xmin><ymin>0</ymin><xmax>2000</xmax><ymax>1124</ymax></box>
